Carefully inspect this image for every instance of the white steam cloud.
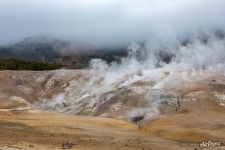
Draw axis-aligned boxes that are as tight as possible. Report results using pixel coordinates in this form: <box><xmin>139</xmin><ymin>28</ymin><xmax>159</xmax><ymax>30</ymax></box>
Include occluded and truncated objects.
<box><xmin>19</xmin><ymin>0</ymin><xmax>225</xmax><ymax>120</ymax></box>
<box><xmin>36</xmin><ymin>34</ymin><xmax>225</xmax><ymax>121</ymax></box>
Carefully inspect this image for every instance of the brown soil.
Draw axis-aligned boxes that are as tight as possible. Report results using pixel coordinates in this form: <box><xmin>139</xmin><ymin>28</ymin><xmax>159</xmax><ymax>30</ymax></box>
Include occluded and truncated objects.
<box><xmin>0</xmin><ymin>70</ymin><xmax>225</xmax><ymax>150</ymax></box>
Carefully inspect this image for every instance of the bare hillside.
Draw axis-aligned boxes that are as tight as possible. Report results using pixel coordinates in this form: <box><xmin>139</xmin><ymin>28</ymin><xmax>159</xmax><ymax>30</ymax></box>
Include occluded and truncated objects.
<box><xmin>0</xmin><ymin>69</ymin><xmax>225</xmax><ymax>149</ymax></box>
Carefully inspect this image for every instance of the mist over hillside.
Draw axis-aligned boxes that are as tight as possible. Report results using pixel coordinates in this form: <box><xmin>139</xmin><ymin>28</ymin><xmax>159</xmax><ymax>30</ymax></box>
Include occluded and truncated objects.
<box><xmin>1</xmin><ymin>30</ymin><xmax>225</xmax><ymax>70</ymax></box>
<box><xmin>1</xmin><ymin>0</ymin><xmax>225</xmax><ymax>70</ymax></box>
<box><xmin>0</xmin><ymin>37</ymin><xmax>128</xmax><ymax>69</ymax></box>
<box><xmin>1</xmin><ymin>1</ymin><xmax>225</xmax><ymax>149</ymax></box>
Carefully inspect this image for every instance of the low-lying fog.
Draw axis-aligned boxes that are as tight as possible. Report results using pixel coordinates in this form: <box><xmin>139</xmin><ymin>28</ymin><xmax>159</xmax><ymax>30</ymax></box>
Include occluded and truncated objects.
<box><xmin>1</xmin><ymin>0</ymin><xmax>225</xmax><ymax>120</ymax></box>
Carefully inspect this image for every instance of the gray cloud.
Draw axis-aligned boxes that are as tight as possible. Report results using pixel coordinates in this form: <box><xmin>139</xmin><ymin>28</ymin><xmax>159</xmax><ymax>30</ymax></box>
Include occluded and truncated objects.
<box><xmin>0</xmin><ymin>0</ymin><xmax>225</xmax><ymax>46</ymax></box>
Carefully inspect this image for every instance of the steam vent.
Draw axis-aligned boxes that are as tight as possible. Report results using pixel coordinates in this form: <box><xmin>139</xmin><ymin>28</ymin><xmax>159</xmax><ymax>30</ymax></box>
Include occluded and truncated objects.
<box><xmin>1</xmin><ymin>0</ymin><xmax>225</xmax><ymax>149</ymax></box>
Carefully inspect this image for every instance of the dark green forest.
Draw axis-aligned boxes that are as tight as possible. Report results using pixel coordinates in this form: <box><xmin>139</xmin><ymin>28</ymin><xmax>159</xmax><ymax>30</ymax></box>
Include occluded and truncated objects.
<box><xmin>0</xmin><ymin>38</ymin><xmax>128</xmax><ymax>70</ymax></box>
<box><xmin>0</xmin><ymin>59</ymin><xmax>62</xmax><ymax>70</ymax></box>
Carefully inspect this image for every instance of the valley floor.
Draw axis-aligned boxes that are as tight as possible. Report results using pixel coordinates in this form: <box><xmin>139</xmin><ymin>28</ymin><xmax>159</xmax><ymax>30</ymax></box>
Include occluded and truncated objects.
<box><xmin>0</xmin><ymin>70</ymin><xmax>225</xmax><ymax>149</ymax></box>
<box><xmin>0</xmin><ymin>102</ymin><xmax>225</xmax><ymax>150</ymax></box>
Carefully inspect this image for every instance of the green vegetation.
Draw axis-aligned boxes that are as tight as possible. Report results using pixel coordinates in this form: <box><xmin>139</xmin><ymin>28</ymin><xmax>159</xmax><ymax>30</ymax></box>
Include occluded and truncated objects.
<box><xmin>0</xmin><ymin>59</ymin><xmax>62</xmax><ymax>70</ymax></box>
<box><xmin>0</xmin><ymin>38</ymin><xmax>129</xmax><ymax>69</ymax></box>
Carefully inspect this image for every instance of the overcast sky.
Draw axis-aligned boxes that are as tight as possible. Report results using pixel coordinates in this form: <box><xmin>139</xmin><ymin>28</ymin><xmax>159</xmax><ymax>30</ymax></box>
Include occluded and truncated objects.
<box><xmin>0</xmin><ymin>0</ymin><xmax>225</xmax><ymax>46</ymax></box>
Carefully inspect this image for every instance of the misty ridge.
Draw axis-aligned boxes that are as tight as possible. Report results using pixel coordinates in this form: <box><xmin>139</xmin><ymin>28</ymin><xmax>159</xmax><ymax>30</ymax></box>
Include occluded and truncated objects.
<box><xmin>0</xmin><ymin>37</ymin><xmax>128</xmax><ymax>69</ymax></box>
<box><xmin>1</xmin><ymin>1</ymin><xmax>225</xmax><ymax>149</ymax></box>
<box><xmin>1</xmin><ymin>0</ymin><xmax>225</xmax><ymax>71</ymax></box>
<box><xmin>0</xmin><ymin>30</ymin><xmax>225</xmax><ymax>70</ymax></box>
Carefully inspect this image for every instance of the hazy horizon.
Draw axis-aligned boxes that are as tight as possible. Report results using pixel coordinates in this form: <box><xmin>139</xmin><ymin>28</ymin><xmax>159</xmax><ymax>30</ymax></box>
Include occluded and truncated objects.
<box><xmin>1</xmin><ymin>0</ymin><xmax>225</xmax><ymax>47</ymax></box>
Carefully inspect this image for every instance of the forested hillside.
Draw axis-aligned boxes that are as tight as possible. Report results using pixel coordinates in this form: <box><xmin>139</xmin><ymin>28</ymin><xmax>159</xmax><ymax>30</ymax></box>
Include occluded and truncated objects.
<box><xmin>0</xmin><ymin>37</ymin><xmax>128</xmax><ymax>69</ymax></box>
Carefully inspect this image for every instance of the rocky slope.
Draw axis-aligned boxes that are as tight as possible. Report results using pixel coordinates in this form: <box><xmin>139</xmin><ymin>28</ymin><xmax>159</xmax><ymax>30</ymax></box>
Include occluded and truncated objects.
<box><xmin>0</xmin><ymin>69</ymin><xmax>225</xmax><ymax>149</ymax></box>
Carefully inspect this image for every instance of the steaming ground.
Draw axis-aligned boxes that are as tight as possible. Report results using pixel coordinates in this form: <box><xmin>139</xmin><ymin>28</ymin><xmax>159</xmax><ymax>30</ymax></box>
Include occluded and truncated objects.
<box><xmin>1</xmin><ymin>35</ymin><xmax>225</xmax><ymax>149</ymax></box>
<box><xmin>1</xmin><ymin>0</ymin><xmax>225</xmax><ymax>148</ymax></box>
<box><xmin>1</xmin><ymin>69</ymin><xmax>225</xmax><ymax>149</ymax></box>
<box><xmin>1</xmin><ymin>68</ymin><xmax>225</xmax><ymax>119</ymax></box>
<box><xmin>1</xmin><ymin>35</ymin><xmax>225</xmax><ymax>120</ymax></box>
<box><xmin>36</xmin><ymin>35</ymin><xmax>225</xmax><ymax>120</ymax></box>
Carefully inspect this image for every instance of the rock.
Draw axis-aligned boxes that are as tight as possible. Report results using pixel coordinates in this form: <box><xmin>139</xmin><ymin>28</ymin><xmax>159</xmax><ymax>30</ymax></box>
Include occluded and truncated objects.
<box><xmin>62</xmin><ymin>141</ymin><xmax>75</xmax><ymax>149</ymax></box>
<box><xmin>130</xmin><ymin>116</ymin><xmax>144</xmax><ymax>123</ymax></box>
<box><xmin>9</xmin><ymin>144</ymin><xmax>23</xmax><ymax>149</ymax></box>
<box><xmin>10</xmin><ymin>96</ymin><xmax>30</xmax><ymax>107</ymax></box>
<box><xmin>0</xmin><ymin>96</ymin><xmax>30</xmax><ymax>109</ymax></box>
<box><xmin>29</xmin><ymin>144</ymin><xmax>35</xmax><ymax>147</ymax></box>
